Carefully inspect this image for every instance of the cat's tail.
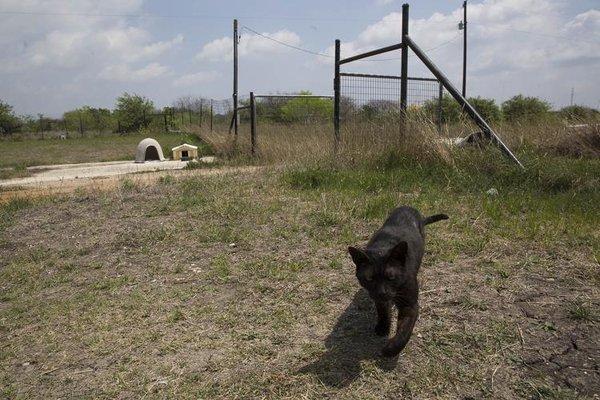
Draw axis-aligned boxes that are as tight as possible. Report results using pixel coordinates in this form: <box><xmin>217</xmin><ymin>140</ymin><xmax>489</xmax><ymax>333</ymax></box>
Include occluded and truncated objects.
<box><xmin>423</xmin><ymin>213</ymin><xmax>449</xmax><ymax>225</ymax></box>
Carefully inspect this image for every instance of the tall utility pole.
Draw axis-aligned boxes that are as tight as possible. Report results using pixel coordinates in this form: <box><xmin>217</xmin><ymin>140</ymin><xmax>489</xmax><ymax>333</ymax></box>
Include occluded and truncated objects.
<box><xmin>233</xmin><ymin>19</ymin><xmax>239</xmax><ymax>137</ymax></box>
<box><xmin>570</xmin><ymin>88</ymin><xmax>575</xmax><ymax>106</ymax></box>
<box><xmin>461</xmin><ymin>0</ymin><xmax>468</xmax><ymax>98</ymax></box>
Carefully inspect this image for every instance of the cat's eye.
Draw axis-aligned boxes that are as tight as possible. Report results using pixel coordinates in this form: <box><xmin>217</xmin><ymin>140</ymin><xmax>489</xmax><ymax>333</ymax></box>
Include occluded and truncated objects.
<box><xmin>384</xmin><ymin>270</ymin><xmax>397</xmax><ymax>280</ymax></box>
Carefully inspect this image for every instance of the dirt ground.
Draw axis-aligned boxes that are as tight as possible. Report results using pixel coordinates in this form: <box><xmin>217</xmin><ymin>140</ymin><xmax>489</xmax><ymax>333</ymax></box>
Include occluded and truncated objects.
<box><xmin>0</xmin><ymin>167</ymin><xmax>598</xmax><ymax>399</ymax></box>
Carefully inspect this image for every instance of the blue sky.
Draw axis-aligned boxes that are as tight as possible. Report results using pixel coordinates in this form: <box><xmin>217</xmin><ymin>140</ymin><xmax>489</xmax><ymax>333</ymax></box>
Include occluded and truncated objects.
<box><xmin>0</xmin><ymin>0</ymin><xmax>598</xmax><ymax>116</ymax></box>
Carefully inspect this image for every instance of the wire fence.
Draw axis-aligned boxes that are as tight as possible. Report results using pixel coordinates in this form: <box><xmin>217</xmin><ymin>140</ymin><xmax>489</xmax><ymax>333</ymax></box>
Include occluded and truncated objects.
<box><xmin>252</xmin><ymin>95</ymin><xmax>333</xmax><ymax>124</ymax></box>
<box><xmin>231</xmin><ymin>93</ymin><xmax>335</xmax><ymax>156</ymax></box>
<box><xmin>339</xmin><ymin>73</ymin><xmax>443</xmax><ymax>124</ymax></box>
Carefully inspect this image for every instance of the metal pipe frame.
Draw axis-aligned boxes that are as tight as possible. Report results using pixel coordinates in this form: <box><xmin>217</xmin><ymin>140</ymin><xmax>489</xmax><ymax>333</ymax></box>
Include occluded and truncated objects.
<box><xmin>340</xmin><ymin>72</ymin><xmax>438</xmax><ymax>82</ymax></box>
<box><xmin>233</xmin><ymin>19</ymin><xmax>239</xmax><ymax>137</ymax></box>
<box><xmin>339</xmin><ymin>42</ymin><xmax>403</xmax><ymax>65</ymax></box>
<box><xmin>254</xmin><ymin>95</ymin><xmax>333</xmax><ymax>99</ymax></box>
<box><xmin>334</xmin><ymin>39</ymin><xmax>341</xmax><ymax>150</ymax></box>
<box><xmin>400</xmin><ymin>2</ymin><xmax>409</xmax><ymax>124</ymax></box>
<box><xmin>405</xmin><ymin>34</ymin><xmax>523</xmax><ymax>168</ymax></box>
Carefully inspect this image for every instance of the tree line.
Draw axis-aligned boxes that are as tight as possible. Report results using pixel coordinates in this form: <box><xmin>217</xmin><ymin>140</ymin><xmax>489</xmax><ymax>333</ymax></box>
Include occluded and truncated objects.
<box><xmin>422</xmin><ymin>95</ymin><xmax>599</xmax><ymax>125</ymax></box>
<box><xmin>0</xmin><ymin>93</ymin><xmax>213</xmax><ymax>135</ymax></box>
<box><xmin>2</xmin><ymin>93</ymin><xmax>598</xmax><ymax>136</ymax></box>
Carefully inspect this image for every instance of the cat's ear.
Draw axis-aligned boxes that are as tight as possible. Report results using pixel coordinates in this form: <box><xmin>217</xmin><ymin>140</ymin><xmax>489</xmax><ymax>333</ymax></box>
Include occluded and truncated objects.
<box><xmin>348</xmin><ymin>246</ymin><xmax>370</xmax><ymax>268</ymax></box>
<box><xmin>387</xmin><ymin>241</ymin><xmax>408</xmax><ymax>266</ymax></box>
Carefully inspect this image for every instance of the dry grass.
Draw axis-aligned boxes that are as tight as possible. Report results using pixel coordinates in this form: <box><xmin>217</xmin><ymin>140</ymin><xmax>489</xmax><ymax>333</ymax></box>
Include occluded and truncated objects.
<box><xmin>197</xmin><ymin>118</ymin><xmax>453</xmax><ymax>167</ymax></box>
<box><xmin>1</xmin><ymin>161</ymin><xmax>598</xmax><ymax>398</ymax></box>
<box><xmin>1</xmin><ymin>117</ymin><xmax>598</xmax><ymax>398</ymax></box>
<box><xmin>196</xmin><ymin>117</ymin><xmax>599</xmax><ymax>172</ymax></box>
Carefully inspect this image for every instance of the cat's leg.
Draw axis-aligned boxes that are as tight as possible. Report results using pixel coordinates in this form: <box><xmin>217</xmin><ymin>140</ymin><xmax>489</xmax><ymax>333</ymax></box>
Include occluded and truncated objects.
<box><xmin>374</xmin><ymin>300</ymin><xmax>391</xmax><ymax>336</ymax></box>
<box><xmin>381</xmin><ymin>304</ymin><xmax>418</xmax><ymax>357</ymax></box>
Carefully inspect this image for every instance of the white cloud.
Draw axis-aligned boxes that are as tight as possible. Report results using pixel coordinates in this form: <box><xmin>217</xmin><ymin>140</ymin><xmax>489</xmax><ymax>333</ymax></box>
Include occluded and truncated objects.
<box><xmin>173</xmin><ymin>71</ymin><xmax>220</xmax><ymax>87</ymax></box>
<box><xmin>97</xmin><ymin>30</ymin><xmax>184</xmax><ymax>63</ymax></box>
<box><xmin>197</xmin><ymin>30</ymin><xmax>301</xmax><ymax>62</ymax></box>
<box><xmin>0</xmin><ymin>1</ymin><xmax>183</xmax><ymax>73</ymax></box>
<box><xmin>564</xmin><ymin>9</ymin><xmax>600</xmax><ymax>34</ymax></box>
<box><xmin>197</xmin><ymin>37</ymin><xmax>231</xmax><ymax>62</ymax></box>
<box><xmin>324</xmin><ymin>0</ymin><xmax>600</xmax><ymax>107</ymax></box>
<box><xmin>99</xmin><ymin>62</ymin><xmax>170</xmax><ymax>82</ymax></box>
<box><xmin>22</xmin><ymin>26</ymin><xmax>183</xmax><ymax>70</ymax></box>
<box><xmin>29</xmin><ymin>30</ymin><xmax>89</xmax><ymax>68</ymax></box>
<box><xmin>1</xmin><ymin>0</ymin><xmax>598</xmax><ymax>115</ymax></box>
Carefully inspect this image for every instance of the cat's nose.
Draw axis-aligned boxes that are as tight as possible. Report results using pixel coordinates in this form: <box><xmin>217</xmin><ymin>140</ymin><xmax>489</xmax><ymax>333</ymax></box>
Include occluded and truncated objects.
<box><xmin>376</xmin><ymin>287</ymin><xmax>388</xmax><ymax>298</ymax></box>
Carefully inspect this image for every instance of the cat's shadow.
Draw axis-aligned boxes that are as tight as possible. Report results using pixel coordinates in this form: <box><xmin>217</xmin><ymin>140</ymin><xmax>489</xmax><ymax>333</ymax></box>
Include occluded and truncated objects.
<box><xmin>298</xmin><ymin>289</ymin><xmax>399</xmax><ymax>388</ymax></box>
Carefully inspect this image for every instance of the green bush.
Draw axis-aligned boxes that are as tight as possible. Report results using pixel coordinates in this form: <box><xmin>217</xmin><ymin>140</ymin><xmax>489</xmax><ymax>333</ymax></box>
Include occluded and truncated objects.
<box><xmin>502</xmin><ymin>95</ymin><xmax>551</xmax><ymax>123</ymax></box>
<box><xmin>468</xmin><ymin>96</ymin><xmax>502</xmax><ymax>123</ymax></box>
<box><xmin>63</xmin><ymin>106</ymin><xmax>115</xmax><ymax>132</ymax></box>
<box><xmin>559</xmin><ymin>105</ymin><xmax>599</xmax><ymax>123</ymax></box>
<box><xmin>360</xmin><ymin>100</ymin><xmax>401</xmax><ymax>121</ymax></box>
<box><xmin>0</xmin><ymin>100</ymin><xmax>21</xmax><ymax>135</ymax></box>
<box><xmin>115</xmin><ymin>93</ymin><xmax>155</xmax><ymax>133</ymax></box>
<box><xmin>280</xmin><ymin>91</ymin><xmax>333</xmax><ymax>123</ymax></box>
<box><xmin>423</xmin><ymin>94</ymin><xmax>462</xmax><ymax>124</ymax></box>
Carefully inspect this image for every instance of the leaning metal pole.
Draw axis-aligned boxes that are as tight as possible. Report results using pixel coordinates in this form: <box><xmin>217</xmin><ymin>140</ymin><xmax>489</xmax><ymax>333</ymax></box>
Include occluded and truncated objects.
<box><xmin>405</xmin><ymin>35</ymin><xmax>524</xmax><ymax>168</ymax></box>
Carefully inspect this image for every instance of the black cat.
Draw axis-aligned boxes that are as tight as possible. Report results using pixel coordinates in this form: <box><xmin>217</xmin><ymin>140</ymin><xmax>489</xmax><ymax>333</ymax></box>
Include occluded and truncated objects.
<box><xmin>348</xmin><ymin>206</ymin><xmax>448</xmax><ymax>357</ymax></box>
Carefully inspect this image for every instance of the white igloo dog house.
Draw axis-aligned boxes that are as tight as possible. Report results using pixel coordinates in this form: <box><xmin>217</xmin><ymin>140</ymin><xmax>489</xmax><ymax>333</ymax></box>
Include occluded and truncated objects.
<box><xmin>135</xmin><ymin>138</ymin><xmax>165</xmax><ymax>163</ymax></box>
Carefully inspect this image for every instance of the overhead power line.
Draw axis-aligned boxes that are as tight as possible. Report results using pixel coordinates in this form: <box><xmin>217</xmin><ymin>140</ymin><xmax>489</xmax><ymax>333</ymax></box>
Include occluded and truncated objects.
<box><xmin>242</xmin><ymin>24</ymin><xmax>461</xmax><ymax>62</ymax></box>
<box><xmin>241</xmin><ymin>25</ymin><xmax>332</xmax><ymax>58</ymax></box>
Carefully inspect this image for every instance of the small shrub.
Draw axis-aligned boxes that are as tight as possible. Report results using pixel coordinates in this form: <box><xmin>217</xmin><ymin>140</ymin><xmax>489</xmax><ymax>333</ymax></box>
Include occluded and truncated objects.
<box><xmin>502</xmin><ymin>95</ymin><xmax>551</xmax><ymax>123</ymax></box>
<box><xmin>0</xmin><ymin>100</ymin><xmax>21</xmax><ymax>135</ymax></box>
<box><xmin>468</xmin><ymin>96</ymin><xmax>502</xmax><ymax>123</ymax></box>
<box><xmin>423</xmin><ymin>94</ymin><xmax>462</xmax><ymax>124</ymax></box>
<box><xmin>115</xmin><ymin>93</ymin><xmax>154</xmax><ymax>133</ymax></box>
<box><xmin>559</xmin><ymin>105</ymin><xmax>600</xmax><ymax>123</ymax></box>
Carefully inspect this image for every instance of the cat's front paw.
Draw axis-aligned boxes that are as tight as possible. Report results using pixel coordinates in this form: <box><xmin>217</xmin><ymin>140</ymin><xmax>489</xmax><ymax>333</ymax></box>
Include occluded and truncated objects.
<box><xmin>381</xmin><ymin>341</ymin><xmax>401</xmax><ymax>358</ymax></box>
<box><xmin>374</xmin><ymin>321</ymin><xmax>390</xmax><ymax>337</ymax></box>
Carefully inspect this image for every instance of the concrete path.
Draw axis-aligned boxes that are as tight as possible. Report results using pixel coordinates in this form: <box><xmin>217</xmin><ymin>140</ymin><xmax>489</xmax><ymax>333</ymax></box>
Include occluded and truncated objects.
<box><xmin>0</xmin><ymin>158</ymin><xmax>215</xmax><ymax>188</ymax></box>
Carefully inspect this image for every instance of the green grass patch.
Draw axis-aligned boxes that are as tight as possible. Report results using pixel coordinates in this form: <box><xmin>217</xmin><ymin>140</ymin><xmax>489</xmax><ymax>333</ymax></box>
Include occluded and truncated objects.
<box><xmin>0</xmin><ymin>132</ymin><xmax>212</xmax><ymax>169</ymax></box>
